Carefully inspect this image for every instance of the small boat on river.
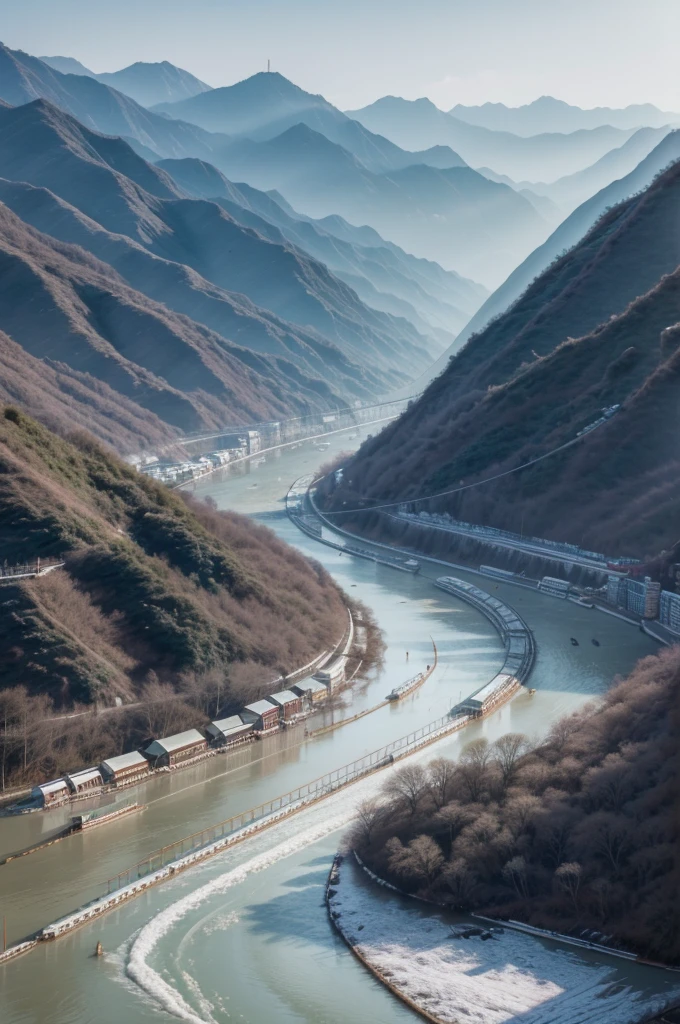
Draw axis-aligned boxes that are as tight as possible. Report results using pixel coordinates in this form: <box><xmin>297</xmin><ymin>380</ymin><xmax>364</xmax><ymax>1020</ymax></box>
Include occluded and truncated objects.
<box><xmin>592</xmin><ymin>638</ymin><xmax>600</xmax><ymax>646</ymax></box>
<box><xmin>570</xmin><ymin>637</ymin><xmax>579</xmax><ymax>646</ymax></box>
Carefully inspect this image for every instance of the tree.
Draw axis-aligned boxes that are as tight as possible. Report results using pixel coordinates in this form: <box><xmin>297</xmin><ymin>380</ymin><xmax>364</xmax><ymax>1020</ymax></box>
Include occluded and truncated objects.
<box><xmin>442</xmin><ymin>856</ymin><xmax>478</xmax><ymax>907</ymax></box>
<box><xmin>386</xmin><ymin>834</ymin><xmax>445</xmax><ymax>887</ymax></box>
<box><xmin>428</xmin><ymin>757</ymin><xmax>455</xmax><ymax>808</ymax></box>
<box><xmin>503</xmin><ymin>855</ymin><xmax>530</xmax><ymax>899</ymax></box>
<box><xmin>492</xmin><ymin>733</ymin><xmax>529</xmax><ymax>790</ymax></box>
<box><xmin>351</xmin><ymin>799</ymin><xmax>385</xmax><ymax>848</ymax></box>
<box><xmin>555</xmin><ymin>861</ymin><xmax>582</xmax><ymax>911</ymax></box>
<box><xmin>383</xmin><ymin>763</ymin><xmax>428</xmax><ymax>814</ymax></box>
<box><xmin>458</xmin><ymin>738</ymin><xmax>492</xmax><ymax>801</ymax></box>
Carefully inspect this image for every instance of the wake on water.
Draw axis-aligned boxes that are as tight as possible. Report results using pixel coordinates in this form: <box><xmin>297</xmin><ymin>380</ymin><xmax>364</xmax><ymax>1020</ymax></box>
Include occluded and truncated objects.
<box><xmin>122</xmin><ymin>721</ymin><xmax>471</xmax><ymax>1022</ymax></box>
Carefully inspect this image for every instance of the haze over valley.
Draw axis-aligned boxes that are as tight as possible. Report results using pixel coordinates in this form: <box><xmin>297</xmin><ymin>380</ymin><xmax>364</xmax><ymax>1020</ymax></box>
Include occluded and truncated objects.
<box><xmin>0</xmin><ymin>8</ymin><xmax>679</xmax><ymax>1023</ymax></box>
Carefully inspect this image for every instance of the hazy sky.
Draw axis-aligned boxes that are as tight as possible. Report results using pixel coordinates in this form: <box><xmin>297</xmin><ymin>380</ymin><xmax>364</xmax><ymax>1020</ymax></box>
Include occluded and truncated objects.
<box><xmin>3</xmin><ymin>0</ymin><xmax>677</xmax><ymax>111</ymax></box>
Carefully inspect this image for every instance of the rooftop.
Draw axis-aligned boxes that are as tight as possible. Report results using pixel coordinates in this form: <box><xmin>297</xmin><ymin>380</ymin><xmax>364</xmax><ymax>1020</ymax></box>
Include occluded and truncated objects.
<box><xmin>144</xmin><ymin>729</ymin><xmax>206</xmax><ymax>756</ymax></box>
<box><xmin>243</xmin><ymin>699</ymin><xmax>280</xmax><ymax>716</ymax></box>
<box><xmin>268</xmin><ymin>689</ymin><xmax>301</xmax><ymax>706</ymax></box>
<box><xmin>100</xmin><ymin>750</ymin><xmax>148</xmax><ymax>773</ymax></box>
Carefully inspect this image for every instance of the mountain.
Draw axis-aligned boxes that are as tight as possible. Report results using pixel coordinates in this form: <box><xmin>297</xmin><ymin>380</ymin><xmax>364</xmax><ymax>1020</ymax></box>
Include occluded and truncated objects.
<box><xmin>428</xmin><ymin>130</ymin><xmax>680</xmax><ymax>381</ymax></box>
<box><xmin>450</xmin><ymin>95</ymin><xmax>680</xmax><ymax>136</ymax></box>
<box><xmin>0</xmin><ymin>407</ymin><xmax>349</xmax><ymax>777</ymax></box>
<box><xmin>41</xmin><ymin>55</ymin><xmax>212</xmax><ymax>107</ymax></box>
<box><xmin>158</xmin><ymin>156</ymin><xmax>487</xmax><ymax>338</ymax></box>
<box><xmin>40</xmin><ymin>55</ymin><xmax>96</xmax><ymax>77</ymax></box>
<box><xmin>214</xmin><ymin>123</ymin><xmax>549</xmax><ymax>284</ymax></box>
<box><xmin>0</xmin><ymin>200</ymin><xmax>357</xmax><ymax>443</ymax></box>
<box><xmin>0</xmin><ymin>99</ymin><xmax>433</xmax><ymax>392</ymax></box>
<box><xmin>527</xmin><ymin>126</ymin><xmax>673</xmax><ymax>212</ymax></box>
<box><xmin>328</xmin><ymin>161</ymin><xmax>680</xmax><ymax>558</ymax></box>
<box><xmin>347</xmin><ymin>96</ymin><xmax>638</xmax><ymax>181</ymax></box>
<box><xmin>153</xmin><ymin>72</ymin><xmax>467</xmax><ymax>174</ymax></box>
<box><xmin>0</xmin><ymin>42</ymin><xmax>227</xmax><ymax>162</ymax></box>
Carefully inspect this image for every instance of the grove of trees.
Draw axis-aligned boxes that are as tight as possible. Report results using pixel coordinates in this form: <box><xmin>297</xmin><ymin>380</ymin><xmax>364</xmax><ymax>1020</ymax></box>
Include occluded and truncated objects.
<box><xmin>347</xmin><ymin>645</ymin><xmax>680</xmax><ymax>964</ymax></box>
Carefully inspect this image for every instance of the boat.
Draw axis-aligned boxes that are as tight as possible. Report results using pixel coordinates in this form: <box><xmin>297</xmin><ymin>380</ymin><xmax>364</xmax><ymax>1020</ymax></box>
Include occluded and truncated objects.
<box><xmin>591</xmin><ymin>638</ymin><xmax>600</xmax><ymax>646</ymax></box>
<box><xmin>386</xmin><ymin>670</ymin><xmax>428</xmax><ymax>701</ymax></box>
<box><xmin>570</xmin><ymin>637</ymin><xmax>579</xmax><ymax>646</ymax></box>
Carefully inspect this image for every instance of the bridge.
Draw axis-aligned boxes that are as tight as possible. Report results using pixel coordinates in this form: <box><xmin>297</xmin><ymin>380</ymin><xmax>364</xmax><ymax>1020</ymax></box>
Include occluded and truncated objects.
<box><xmin>0</xmin><ymin>560</ymin><xmax>64</xmax><ymax>584</ymax></box>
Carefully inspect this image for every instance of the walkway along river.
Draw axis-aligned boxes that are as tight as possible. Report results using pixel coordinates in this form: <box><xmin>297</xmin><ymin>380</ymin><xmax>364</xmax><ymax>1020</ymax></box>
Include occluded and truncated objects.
<box><xmin>0</xmin><ymin>423</ymin><xmax>668</xmax><ymax>1024</ymax></box>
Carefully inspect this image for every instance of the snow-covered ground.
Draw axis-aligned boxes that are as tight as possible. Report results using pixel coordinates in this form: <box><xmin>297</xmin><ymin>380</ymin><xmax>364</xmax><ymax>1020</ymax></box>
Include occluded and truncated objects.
<box><xmin>329</xmin><ymin>858</ymin><xmax>680</xmax><ymax>1024</ymax></box>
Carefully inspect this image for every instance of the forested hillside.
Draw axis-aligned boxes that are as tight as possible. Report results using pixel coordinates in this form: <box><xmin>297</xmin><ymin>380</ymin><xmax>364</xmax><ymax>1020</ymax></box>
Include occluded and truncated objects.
<box><xmin>349</xmin><ymin>646</ymin><xmax>680</xmax><ymax>963</ymax></box>
<box><xmin>327</xmin><ymin>162</ymin><xmax>680</xmax><ymax>559</ymax></box>
<box><xmin>0</xmin><ymin>408</ymin><xmax>359</xmax><ymax>782</ymax></box>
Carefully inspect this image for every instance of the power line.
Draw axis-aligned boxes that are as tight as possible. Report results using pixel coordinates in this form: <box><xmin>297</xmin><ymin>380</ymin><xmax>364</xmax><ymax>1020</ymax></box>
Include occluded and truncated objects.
<box><xmin>322</xmin><ymin>427</ymin><xmax>600</xmax><ymax>517</ymax></box>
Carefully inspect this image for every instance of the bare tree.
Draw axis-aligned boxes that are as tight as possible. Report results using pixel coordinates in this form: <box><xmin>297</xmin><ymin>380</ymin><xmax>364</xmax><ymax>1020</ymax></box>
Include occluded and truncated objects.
<box><xmin>386</xmin><ymin>834</ymin><xmax>445</xmax><ymax>887</ymax></box>
<box><xmin>503</xmin><ymin>855</ymin><xmax>530</xmax><ymax>899</ymax></box>
<box><xmin>428</xmin><ymin>757</ymin><xmax>455</xmax><ymax>808</ymax></box>
<box><xmin>442</xmin><ymin>856</ymin><xmax>478</xmax><ymax>906</ymax></box>
<box><xmin>492</xmin><ymin>733</ymin><xmax>529</xmax><ymax>790</ymax></box>
<box><xmin>555</xmin><ymin>861</ymin><xmax>582</xmax><ymax>911</ymax></box>
<box><xmin>383</xmin><ymin>763</ymin><xmax>428</xmax><ymax>814</ymax></box>
<box><xmin>458</xmin><ymin>738</ymin><xmax>492</xmax><ymax>801</ymax></box>
<box><xmin>351</xmin><ymin>799</ymin><xmax>386</xmax><ymax>848</ymax></box>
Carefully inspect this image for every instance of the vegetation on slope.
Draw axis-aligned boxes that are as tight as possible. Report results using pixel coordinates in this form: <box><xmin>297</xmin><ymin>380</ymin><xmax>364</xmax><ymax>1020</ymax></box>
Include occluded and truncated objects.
<box><xmin>328</xmin><ymin>162</ymin><xmax>680</xmax><ymax>558</ymax></box>
<box><xmin>348</xmin><ymin>646</ymin><xmax>680</xmax><ymax>964</ymax></box>
<box><xmin>0</xmin><ymin>408</ymin><xmax>368</xmax><ymax>783</ymax></box>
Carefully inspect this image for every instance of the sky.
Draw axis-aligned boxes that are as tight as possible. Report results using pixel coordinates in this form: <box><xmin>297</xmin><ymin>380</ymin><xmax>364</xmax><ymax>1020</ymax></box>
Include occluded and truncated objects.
<box><xmin>3</xmin><ymin>0</ymin><xmax>678</xmax><ymax>112</ymax></box>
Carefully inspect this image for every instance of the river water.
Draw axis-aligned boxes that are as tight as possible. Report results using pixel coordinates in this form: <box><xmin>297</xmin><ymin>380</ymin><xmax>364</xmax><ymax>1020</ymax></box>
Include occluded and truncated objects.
<box><xmin>0</xmin><ymin>426</ymin><xmax>672</xmax><ymax>1024</ymax></box>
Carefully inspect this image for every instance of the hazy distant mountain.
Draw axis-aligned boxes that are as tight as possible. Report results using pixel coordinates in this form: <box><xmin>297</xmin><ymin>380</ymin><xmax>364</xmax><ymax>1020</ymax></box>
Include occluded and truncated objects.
<box><xmin>0</xmin><ymin>42</ymin><xmax>227</xmax><ymax>162</ymax></box>
<box><xmin>0</xmin><ymin>99</ymin><xmax>434</xmax><ymax>391</ymax></box>
<box><xmin>158</xmin><ymin>156</ymin><xmax>486</xmax><ymax>338</ymax></box>
<box><xmin>402</xmin><ymin>130</ymin><xmax>680</xmax><ymax>394</ymax></box>
<box><xmin>214</xmin><ymin>123</ymin><xmax>549</xmax><ymax>284</ymax></box>
<box><xmin>450</xmin><ymin>95</ymin><xmax>680</xmax><ymax>136</ymax></box>
<box><xmin>41</xmin><ymin>55</ymin><xmax>211</xmax><ymax>107</ymax></box>
<box><xmin>331</xmin><ymin>162</ymin><xmax>680</xmax><ymax>558</ymax></box>
<box><xmin>40</xmin><ymin>55</ymin><xmax>96</xmax><ymax>77</ymax></box>
<box><xmin>347</xmin><ymin>96</ymin><xmax>637</xmax><ymax>181</ymax></box>
<box><xmin>528</xmin><ymin>126</ymin><xmax>673</xmax><ymax>212</ymax></box>
<box><xmin>154</xmin><ymin>71</ymin><xmax>467</xmax><ymax>174</ymax></box>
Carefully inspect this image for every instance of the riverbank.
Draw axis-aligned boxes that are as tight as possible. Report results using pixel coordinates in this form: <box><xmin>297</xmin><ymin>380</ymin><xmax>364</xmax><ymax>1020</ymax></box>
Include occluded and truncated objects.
<box><xmin>326</xmin><ymin>854</ymin><xmax>680</xmax><ymax>1024</ymax></box>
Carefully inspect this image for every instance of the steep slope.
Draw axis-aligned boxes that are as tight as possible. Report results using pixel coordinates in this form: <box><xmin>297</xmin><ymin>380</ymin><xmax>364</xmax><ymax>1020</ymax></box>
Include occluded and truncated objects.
<box><xmin>0</xmin><ymin>100</ymin><xmax>431</xmax><ymax>388</ymax></box>
<box><xmin>0</xmin><ymin>329</ymin><xmax>179</xmax><ymax>452</ymax></box>
<box><xmin>329</xmin><ymin>165</ymin><xmax>680</xmax><ymax>557</ymax></box>
<box><xmin>215</xmin><ymin>123</ymin><xmax>548</xmax><ymax>283</ymax></box>
<box><xmin>0</xmin><ymin>43</ymin><xmax>228</xmax><ymax>162</ymax></box>
<box><xmin>450</xmin><ymin>95</ymin><xmax>680</xmax><ymax>135</ymax></box>
<box><xmin>446</xmin><ymin>132</ymin><xmax>680</xmax><ymax>364</ymax></box>
<box><xmin>154</xmin><ymin>72</ymin><xmax>467</xmax><ymax>174</ymax></box>
<box><xmin>158</xmin><ymin>156</ymin><xmax>486</xmax><ymax>337</ymax></box>
<box><xmin>347</xmin><ymin>96</ymin><xmax>637</xmax><ymax>181</ymax></box>
<box><xmin>0</xmin><ymin>407</ymin><xmax>348</xmax><ymax>715</ymax></box>
<box><xmin>529</xmin><ymin>126</ymin><xmax>673</xmax><ymax>212</ymax></box>
<box><xmin>0</xmin><ymin>201</ymin><xmax>350</xmax><ymax>438</ymax></box>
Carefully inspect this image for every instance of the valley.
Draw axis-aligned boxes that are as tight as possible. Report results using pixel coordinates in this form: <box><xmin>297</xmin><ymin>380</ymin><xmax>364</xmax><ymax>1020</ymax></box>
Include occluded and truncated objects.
<box><xmin>0</xmin><ymin>15</ymin><xmax>678</xmax><ymax>1024</ymax></box>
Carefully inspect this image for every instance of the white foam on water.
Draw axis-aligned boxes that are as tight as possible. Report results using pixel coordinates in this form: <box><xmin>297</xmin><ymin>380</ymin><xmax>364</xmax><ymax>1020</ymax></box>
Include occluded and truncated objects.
<box><xmin>125</xmin><ymin>807</ymin><xmax>352</xmax><ymax>1022</ymax></box>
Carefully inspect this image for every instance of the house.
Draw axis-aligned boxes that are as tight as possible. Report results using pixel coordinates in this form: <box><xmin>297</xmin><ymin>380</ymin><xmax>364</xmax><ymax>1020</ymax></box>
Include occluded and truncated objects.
<box><xmin>143</xmin><ymin>729</ymin><xmax>207</xmax><ymax>768</ymax></box>
<box><xmin>267</xmin><ymin>690</ymin><xmax>302</xmax><ymax>721</ymax></box>
<box><xmin>206</xmin><ymin>715</ymin><xmax>253</xmax><ymax>747</ymax></box>
<box><xmin>100</xmin><ymin>750</ymin><xmax>150</xmax><ymax>787</ymax></box>
<box><xmin>313</xmin><ymin>655</ymin><xmax>348</xmax><ymax>693</ymax></box>
<box><xmin>65</xmin><ymin>767</ymin><xmax>104</xmax><ymax>797</ymax></box>
<box><xmin>240</xmin><ymin>699</ymin><xmax>280</xmax><ymax>732</ymax></box>
<box><xmin>291</xmin><ymin>679</ymin><xmax>328</xmax><ymax>702</ymax></box>
<box><xmin>31</xmin><ymin>777</ymin><xmax>70</xmax><ymax>808</ymax></box>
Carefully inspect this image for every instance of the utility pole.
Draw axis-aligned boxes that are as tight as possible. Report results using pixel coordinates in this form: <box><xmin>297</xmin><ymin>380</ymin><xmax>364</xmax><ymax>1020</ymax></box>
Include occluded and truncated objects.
<box><xmin>267</xmin><ymin>59</ymin><xmax>271</xmax><ymax>73</ymax></box>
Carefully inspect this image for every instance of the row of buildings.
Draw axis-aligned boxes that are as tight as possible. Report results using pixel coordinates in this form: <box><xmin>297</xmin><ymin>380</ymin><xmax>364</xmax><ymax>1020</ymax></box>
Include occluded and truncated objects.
<box><xmin>31</xmin><ymin>657</ymin><xmax>349</xmax><ymax>809</ymax></box>
<box><xmin>135</xmin><ymin>431</ymin><xmax>264</xmax><ymax>485</ymax></box>
<box><xmin>605</xmin><ymin>574</ymin><xmax>680</xmax><ymax>633</ymax></box>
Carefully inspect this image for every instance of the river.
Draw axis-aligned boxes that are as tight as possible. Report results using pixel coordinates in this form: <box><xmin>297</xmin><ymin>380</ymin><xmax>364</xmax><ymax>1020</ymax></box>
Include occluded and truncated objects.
<box><xmin>0</xmin><ymin>425</ymin><xmax>672</xmax><ymax>1024</ymax></box>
